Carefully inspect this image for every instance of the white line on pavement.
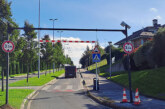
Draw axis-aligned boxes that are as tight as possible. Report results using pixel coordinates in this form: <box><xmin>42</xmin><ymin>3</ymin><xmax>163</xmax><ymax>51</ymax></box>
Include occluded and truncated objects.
<box><xmin>27</xmin><ymin>92</ymin><xmax>39</xmax><ymax>109</ymax></box>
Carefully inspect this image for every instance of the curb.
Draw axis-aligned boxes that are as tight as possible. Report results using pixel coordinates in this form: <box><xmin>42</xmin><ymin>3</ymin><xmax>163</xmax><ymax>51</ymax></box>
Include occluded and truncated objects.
<box><xmin>21</xmin><ymin>73</ymin><xmax>64</xmax><ymax>109</ymax></box>
<box><xmin>81</xmin><ymin>72</ymin><xmax>133</xmax><ymax>109</ymax></box>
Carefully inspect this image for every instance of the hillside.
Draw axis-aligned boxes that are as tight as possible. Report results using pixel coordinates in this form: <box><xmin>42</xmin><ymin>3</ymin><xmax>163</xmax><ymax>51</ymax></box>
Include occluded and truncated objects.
<box><xmin>88</xmin><ymin>61</ymin><xmax>165</xmax><ymax>100</ymax></box>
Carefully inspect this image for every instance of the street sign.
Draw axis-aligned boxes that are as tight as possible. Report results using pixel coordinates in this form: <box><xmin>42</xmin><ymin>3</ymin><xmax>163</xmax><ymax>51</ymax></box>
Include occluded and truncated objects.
<box><xmin>92</xmin><ymin>54</ymin><xmax>101</xmax><ymax>62</ymax></box>
<box><xmin>2</xmin><ymin>41</ymin><xmax>15</xmax><ymax>53</ymax></box>
<box><xmin>123</xmin><ymin>42</ymin><xmax>134</xmax><ymax>54</ymax></box>
<box><xmin>92</xmin><ymin>45</ymin><xmax>100</xmax><ymax>54</ymax></box>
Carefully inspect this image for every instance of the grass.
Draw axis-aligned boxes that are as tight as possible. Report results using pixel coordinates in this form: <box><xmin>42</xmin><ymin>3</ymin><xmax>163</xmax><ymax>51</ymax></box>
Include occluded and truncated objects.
<box><xmin>0</xmin><ymin>69</ymin><xmax>54</xmax><ymax>79</ymax></box>
<box><xmin>88</xmin><ymin>59</ymin><xmax>107</xmax><ymax>71</ymax></box>
<box><xmin>0</xmin><ymin>89</ymin><xmax>34</xmax><ymax>109</ymax></box>
<box><xmin>88</xmin><ymin>58</ymin><xmax>165</xmax><ymax>100</ymax></box>
<box><xmin>109</xmin><ymin>67</ymin><xmax>165</xmax><ymax>100</ymax></box>
<box><xmin>9</xmin><ymin>69</ymin><xmax>65</xmax><ymax>87</ymax></box>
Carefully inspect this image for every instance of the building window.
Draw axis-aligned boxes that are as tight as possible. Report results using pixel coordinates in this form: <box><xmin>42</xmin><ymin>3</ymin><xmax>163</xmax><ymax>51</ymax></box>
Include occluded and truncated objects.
<box><xmin>141</xmin><ymin>39</ymin><xmax>144</xmax><ymax>45</ymax></box>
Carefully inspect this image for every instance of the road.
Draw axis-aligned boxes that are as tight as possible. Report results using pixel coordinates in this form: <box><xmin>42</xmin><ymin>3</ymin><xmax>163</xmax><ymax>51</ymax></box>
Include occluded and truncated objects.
<box><xmin>26</xmin><ymin>72</ymin><xmax>111</xmax><ymax>109</ymax></box>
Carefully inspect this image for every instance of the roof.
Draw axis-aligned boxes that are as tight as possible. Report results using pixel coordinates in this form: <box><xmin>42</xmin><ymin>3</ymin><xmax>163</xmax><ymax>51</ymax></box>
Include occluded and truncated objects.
<box><xmin>114</xmin><ymin>29</ymin><xmax>143</xmax><ymax>45</ymax></box>
<box><xmin>114</xmin><ymin>26</ymin><xmax>158</xmax><ymax>45</ymax></box>
<box><xmin>140</xmin><ymin>32</ymin><xmax>154</xmax><ymax>37</ymax></box>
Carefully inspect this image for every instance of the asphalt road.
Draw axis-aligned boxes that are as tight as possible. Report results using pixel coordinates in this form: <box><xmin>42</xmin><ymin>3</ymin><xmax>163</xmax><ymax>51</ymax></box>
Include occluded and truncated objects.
<box><xmin>26</xmin><ymin>72</ymin><xmax>111</xmax><ymax>109</ymax></box>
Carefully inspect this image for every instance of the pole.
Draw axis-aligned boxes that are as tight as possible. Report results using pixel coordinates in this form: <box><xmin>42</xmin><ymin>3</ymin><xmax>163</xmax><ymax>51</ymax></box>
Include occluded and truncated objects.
<box><xmin>53</xmin><ymin>20</ymin><xmax>55</xmax><ymax>74</ymax></box>
<box><xmin>109</xmin><ymin>42</ymin><xmax>112</xmax><ymax>79</ymax></box>
<box><xmin>1</xmin><ymin>69</ymin><xmax>4</xmax><ymax>91</ymax></box>
<box><xmin>38</xmin><ymin>0</ymin><xmax>40</xmax><ymax>78</ymax></box>
<box><xmin>6</xmin><ymin>24</ymin><xmax>9</xmax><ymax>104</ymax></box>
<box><xmin>96</xmin><ymin>62</ymin><xmax>98</xmax><ymax>90</ymax></box>
<box><xmin>125</xmin><ymin>26</ymin><xmax>133</xmax><ymax>103</ymax></box>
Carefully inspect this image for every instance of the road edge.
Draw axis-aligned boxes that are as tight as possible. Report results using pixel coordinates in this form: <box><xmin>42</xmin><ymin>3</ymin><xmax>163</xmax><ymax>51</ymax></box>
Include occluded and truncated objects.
<box><xmin>21</xmin><ymin>73</ymin><xmax>64</xmax><ymax>109</ymax></box>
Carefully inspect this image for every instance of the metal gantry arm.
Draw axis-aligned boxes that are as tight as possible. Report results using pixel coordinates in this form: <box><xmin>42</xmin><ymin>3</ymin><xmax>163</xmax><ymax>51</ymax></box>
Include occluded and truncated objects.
<box><xmin>8</xmin><ymin>26</ymin><xmax>133</xmax><ymax>102</ymax></box>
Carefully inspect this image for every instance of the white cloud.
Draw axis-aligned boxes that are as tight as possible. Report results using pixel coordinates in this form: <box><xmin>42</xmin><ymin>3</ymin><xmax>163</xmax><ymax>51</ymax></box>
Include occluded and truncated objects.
<box><xmin>154</xmin><ymin>15</ymin><xmax>162</xmax><ymax>20</ymax></box>
<box><xmin>150</xmin><ymin>8</ymin><xmax>158</xmax><ymax>12</ymax></box>
<box><xmin>57</xmin><ymin>37</ymin><xmax>95</xmax><ymax>67</ymax></box>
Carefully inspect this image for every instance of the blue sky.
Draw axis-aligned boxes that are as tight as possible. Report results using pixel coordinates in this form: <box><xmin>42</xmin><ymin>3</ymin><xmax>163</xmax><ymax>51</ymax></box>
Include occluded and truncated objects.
<box><xmin>8</xmin><ymin>0</ymin><xmax>165</xmax><ymax>66</ymax></box>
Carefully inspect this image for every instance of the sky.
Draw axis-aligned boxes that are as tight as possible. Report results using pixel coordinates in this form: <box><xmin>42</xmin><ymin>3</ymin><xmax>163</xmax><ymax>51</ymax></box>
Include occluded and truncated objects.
<box><xmin>8</xmin><ymin>0</ymin><xmax>165</xmax><ymax>67</ymax></box>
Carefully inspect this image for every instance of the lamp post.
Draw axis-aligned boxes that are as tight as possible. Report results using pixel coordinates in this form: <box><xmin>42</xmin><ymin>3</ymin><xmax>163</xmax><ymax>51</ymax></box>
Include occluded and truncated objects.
<box><xmin>38</xmin><ymin>0</ymin><xmax>41</xmax><ymax>78</ymax></box>
<box><xmin>120</xmin><ymin>21</ymin><xmax>133</xmax><ymax>103</ymax></box>
<box><xmin>49</xmin><ymin>18</ymin><xmax>58</xmax><ymax>73</ymax></box>
<box><xmin>108</xmin><ymin>41</ymin><xmax>112</xmax><ymax>79</ymax></box>
<box><xmin>57</xmin><ymin>31</ymin><xmax>63</xmax><ymax>41</ymax></box>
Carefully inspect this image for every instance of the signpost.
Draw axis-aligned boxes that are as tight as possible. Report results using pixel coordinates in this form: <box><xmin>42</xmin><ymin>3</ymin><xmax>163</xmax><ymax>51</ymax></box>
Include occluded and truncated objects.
<box><xmin>123</xmin><ymin>42</ymin><xmax>134</xmax><ymax>54</ymax></box>
<box><xmin>2</xmin><ymin>40</ymin><xmax>15</xmax><ymax>104</ymax></box>
<box><xmin>123</xmin><ymin>42</ymin><xmax>134</xmax><ymax>103</ymax></box>
<box><xmin>2</xmin><ymin>41</ymin><xmax>15</xmax><ymax>53</ymax></box>
<box><xmin>92</xmin><ymin>45</ymin><xmax>101</xmax><ymax>91</ymax></box>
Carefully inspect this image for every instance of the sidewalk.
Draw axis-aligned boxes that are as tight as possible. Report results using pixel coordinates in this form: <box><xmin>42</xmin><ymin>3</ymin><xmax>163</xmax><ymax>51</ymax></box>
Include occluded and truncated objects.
<box><xmin>81</xmin><ymin>70</ymin><xmax>165</xmax><ymax>109</ymax></box>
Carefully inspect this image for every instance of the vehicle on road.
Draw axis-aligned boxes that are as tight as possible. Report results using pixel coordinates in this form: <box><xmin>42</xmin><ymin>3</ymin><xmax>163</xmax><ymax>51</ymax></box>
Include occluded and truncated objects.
<box><xmin>65</xmin><ymin>66</ymin><xmax>77</xmax><ymax>78</ymax></box>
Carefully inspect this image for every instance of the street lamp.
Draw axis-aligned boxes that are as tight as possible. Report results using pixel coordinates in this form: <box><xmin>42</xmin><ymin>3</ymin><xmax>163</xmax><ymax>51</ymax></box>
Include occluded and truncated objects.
<box><xmin>49</xmin><ymin>18</ymin><xmax>58</xmax><ymax>74</ymax></box>
<box><xmin>108</xmin><ymin>41</ymin><xmax>112</xmax><ymax>79</ymax></box>
<box><xmin>49</xmin><ymin>19</ymin><xmax>58</xmax><ymax>41</ymax></box>
<box><xmin>38</xmin><ymin>0</ymin><xmax>41</xmax><ymax>79</ymax></box>
<box><xmin>57</xmin><ymin>31</ymin><xmax>63</xmax><ymax>41</ymax></box>
<box><xmin>120</xmin><ymin>21</ymin><xmax>133</xmax><ymax>103</ymax></box>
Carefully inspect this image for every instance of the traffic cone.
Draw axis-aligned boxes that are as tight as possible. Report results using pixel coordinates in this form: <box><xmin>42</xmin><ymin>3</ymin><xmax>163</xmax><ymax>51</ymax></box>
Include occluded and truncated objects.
<box><xmin>134</xmin><ymin>88</ymin><xmax>141</xmax><ymax>105</ymax></box>
<box><xmin>122</xmin><ymin>88</ymin><xmax>128</xmax><ymax>103</ymax></box>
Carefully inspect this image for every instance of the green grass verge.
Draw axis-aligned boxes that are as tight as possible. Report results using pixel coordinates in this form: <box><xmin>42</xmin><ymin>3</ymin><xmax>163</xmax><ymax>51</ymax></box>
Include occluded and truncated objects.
<box><xmin>0</xmin><ymin>89</ymin><xmax>34</xmax><ymax>109</ymax></box>
<box><xmin>0</xmin><ymin>69</ymin><xmax>54</xmax><ymax>79</ymax></box>
<box><xmin>88</xmin><ymin>59</ymin><xmax>107</xmax><ymax>71</ymax></box>
<box><xmin>9</xmin><ymin>70</ymin><xmax>65</xmax><ymax>87</ymax></box>
<box><xmin>109</xmin><ymin>67</ymin><xmax>165</xmax><ymax>100</ymax></box>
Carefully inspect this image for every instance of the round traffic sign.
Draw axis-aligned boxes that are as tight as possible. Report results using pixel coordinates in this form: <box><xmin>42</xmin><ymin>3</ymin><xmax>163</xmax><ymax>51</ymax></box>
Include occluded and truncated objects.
<box><xmin>2</xmin><ymin>41</ymin><xmax>15</xmax><ymax>53</ymax></box>
<box><xmin>123</xmin><ymin>42</ymin><xmax>134</xmax><ymax>54</ymax></box>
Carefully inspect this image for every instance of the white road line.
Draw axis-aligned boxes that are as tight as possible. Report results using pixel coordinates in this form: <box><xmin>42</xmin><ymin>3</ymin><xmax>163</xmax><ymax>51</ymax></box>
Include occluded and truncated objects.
<box><xmin>66</xmin><ymin>85</ymin><xmax>73</xmax><ymax>90</ymax></box>
<box><xmin>54</xmin><ymin>85</ymin><xmax>61</xmax><ymax>90</ymax></box>
<box><xmin>27</xmin><ymin>92</ymin><xmax>39</xmax><ymax>109</ymax></box>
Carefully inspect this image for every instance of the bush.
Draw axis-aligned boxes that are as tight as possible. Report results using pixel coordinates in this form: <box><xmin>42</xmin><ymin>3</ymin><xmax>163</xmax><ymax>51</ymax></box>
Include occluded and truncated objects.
<box><xmin>152</xmin><ymin>28</ymin><xmax>165</xmax><ymax>67</ymax></box>
<box><xmin>133</xmin><ymin>41</ymin><xmax>155</xmax><ymax>70</ymax></box>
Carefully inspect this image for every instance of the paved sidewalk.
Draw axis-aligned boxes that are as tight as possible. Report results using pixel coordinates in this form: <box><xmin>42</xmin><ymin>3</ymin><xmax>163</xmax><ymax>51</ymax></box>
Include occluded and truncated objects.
<box><xmin>81</xmin><ymin>70</ymin><xmax>165</xmax><ymax>109</ymax></box>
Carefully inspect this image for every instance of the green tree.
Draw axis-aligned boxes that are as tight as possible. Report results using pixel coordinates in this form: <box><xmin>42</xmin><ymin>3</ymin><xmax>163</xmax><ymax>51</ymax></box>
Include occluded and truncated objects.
<box><xmin>22</xmin><ymin>21</ymin><xmax>38</xmax><ymax>82</ymax></box>
<box><xmin>152</xmin><ymin>28</ymin><xmax>165</xmax><ymax>67</ymax></box>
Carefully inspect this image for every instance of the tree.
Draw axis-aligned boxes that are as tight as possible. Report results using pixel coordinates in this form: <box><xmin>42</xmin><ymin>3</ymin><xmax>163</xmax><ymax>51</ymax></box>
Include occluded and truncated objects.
<box><xmin>103</xmin><ymin>45</ymin><xmax>124</xmax><ymax>65</ymax></box>
<box><xmin>152</xmin><ymin>28</ymin><xmax>165</xmax><ymax>67</ymax></box>
<box><xmin>22</xmin><ymin>21</ymin><xmax>38</xmax><ymax>82</ymax></box>
<box><xmin>0</xmin><ymin>0</ymin><xmax>20</xmax><ymax>76</ymax></box>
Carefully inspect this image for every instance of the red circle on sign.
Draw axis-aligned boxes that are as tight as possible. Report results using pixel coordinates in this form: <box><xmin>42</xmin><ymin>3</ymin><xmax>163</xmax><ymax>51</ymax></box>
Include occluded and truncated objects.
<box><xmin>2</xmin><ymin>41</ymin><xmax>15</xmax><ymax>53</ymax></box>
<box><xmin>123</xmin><ymin>42</ymin><xmax>134</xmax><ymax>54</ymax></box>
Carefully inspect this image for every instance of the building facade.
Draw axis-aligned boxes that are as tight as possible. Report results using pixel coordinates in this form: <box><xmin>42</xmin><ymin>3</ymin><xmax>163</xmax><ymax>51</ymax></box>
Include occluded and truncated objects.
<box><xmin>115</xmin><ymin>19</ymin><xmax>165</xmax><ymax>48</ymax></box>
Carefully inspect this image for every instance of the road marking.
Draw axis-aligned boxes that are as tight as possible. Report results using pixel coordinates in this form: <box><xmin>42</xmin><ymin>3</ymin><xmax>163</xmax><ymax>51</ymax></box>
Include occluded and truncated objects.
<box><xmin>66</xmin><ymin>85</ymin><xmax>73</xmax><ymax>90</ymax></box>
<box><xmin>27</xmin><ymin>92</ymin><xmax>39</xmax><ymax>109</ymax></box>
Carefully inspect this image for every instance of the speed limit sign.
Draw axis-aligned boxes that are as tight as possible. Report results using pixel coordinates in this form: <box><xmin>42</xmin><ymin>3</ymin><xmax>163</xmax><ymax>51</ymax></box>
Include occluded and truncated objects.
<box><xmin>2</xmin><ymin>41</ymin><xmax>15</xmax><ymax>53</ymax></box>
<box><xmin>123</xmin><ymin>42</ymin><xmax>134</xmax><ymax>54</ymax></box>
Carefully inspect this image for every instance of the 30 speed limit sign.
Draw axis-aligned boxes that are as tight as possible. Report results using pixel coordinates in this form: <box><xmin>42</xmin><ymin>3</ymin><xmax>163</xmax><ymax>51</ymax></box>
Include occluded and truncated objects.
<box><xmin>2</xmin><ymin>41</ymin><xmax>15</xmax><ymax>53</ymax></box>
<box><xmin>123</xmin><ymin>42</ymin><xmax>134</xmax><ymax>54</ymax></box>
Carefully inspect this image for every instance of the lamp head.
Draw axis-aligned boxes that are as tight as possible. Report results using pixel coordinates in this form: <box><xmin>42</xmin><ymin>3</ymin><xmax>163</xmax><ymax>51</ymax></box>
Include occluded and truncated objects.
<box><xmin>108</xmin><ymin>41</ymin><xmax>112</xmax><ymax>45</ymax></box>
<box><xmin>120</xmin><ymin>21</ymin><xmax>131</xmax><ymax>29</ymax></box>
